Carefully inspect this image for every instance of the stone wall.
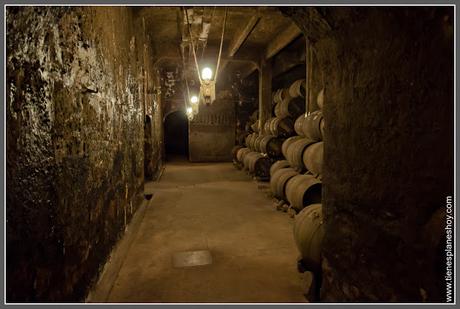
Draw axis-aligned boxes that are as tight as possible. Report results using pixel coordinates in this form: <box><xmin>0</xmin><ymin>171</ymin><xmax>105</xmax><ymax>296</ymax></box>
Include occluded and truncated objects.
<box><xmin>6</xmin><ymin>7</ymin><xmax>161</xmax><ymax>301</ymax></box>
<box><xmin>282</xmin><ymin>7</ymin><xmax>454</xmax><ymax>302</ymax></box>
<box><xmin>189</xmin><ymin>99</ymin><xmax>236</xmax><ymax>162</ymax></box>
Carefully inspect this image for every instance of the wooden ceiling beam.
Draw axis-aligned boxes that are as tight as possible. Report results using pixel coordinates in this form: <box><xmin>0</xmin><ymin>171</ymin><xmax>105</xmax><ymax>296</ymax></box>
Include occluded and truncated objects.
<box><xmin>227</xmin><ymin>14</ymin><xmax>261</xmax><ymax>57</ymax></box>
<box><xmin>265</xmin><ymin>22</ymin><xmax>302</xmax><ymax>60</ymax></box>
<box><xmin>240</xmin><ymin>62</ymin><xmax>259</xmax><ymax>79</ymax></box>
<box><xmin>218</xmin><ymin>13</ymin><xmax>260</xmax><ymax>78</ymax></box>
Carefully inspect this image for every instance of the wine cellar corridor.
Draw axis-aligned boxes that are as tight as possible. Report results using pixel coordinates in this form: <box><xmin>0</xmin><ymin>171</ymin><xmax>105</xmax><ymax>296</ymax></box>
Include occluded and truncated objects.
<box><xmin>5</xmin><ymin>5</ymin><xmax>455</xmax><ymax>303</ymax></box>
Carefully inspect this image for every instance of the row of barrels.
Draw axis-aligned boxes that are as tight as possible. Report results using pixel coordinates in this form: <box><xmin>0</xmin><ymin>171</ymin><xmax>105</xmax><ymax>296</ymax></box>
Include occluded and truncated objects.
<box><xmin>247</xmin><ymin>115</ymin><xmax>295</xmax><ymax>137</ymax></box>
<box><xmin>233</xmin><ymin>82</ymin><xmax>325</xmax><ymax>281</ymax></box>
<box><xmin>281</xmin><ymin>110</ymin><xmax>325</xmax><ymax>175</ymax></box>
<box><xmin>236</xmin><ymin>80</ymin><xmax>325</xmax><ymax>288</ymax></box>
<box><xmin>272</xmin><ymin>79</ymin><xmax>306</xmax><ymax>122</ymax></box>
<box><xmin>242</xmin><ymin>79</ymin><xmax>306</xmax><ymax>137</ymax></box>
<box><xmin>245</xmin><ymin>133</ymin><xmax>284</xmax><ymax>158</ymax></box>
<box><xmin>232</xmin><ymin>146</ymin><xmax>272</xmax><ymax>179</ymax></box>
<box><xmin>290</xmin><ymin>112</ymin><xmax>325</xmax><ymax>280</ymax></box>
<box><xmin>273</xmin><ymin>79</ymin><xmax>306</xmax><ymax>104</ymax></box>
<box><xmin>269</xmin><ymin>160</ymin><xmax>322</xmax><ymax>212</ymax></box>
<box><xmin>294</xmin><ymin>110</ymin><xmax>325</xmax><ymax>142</ymax></box>
<box><xmin>230</xmin><ymin>139</ymin><xmax>323</xmax><ymax>192</ymax></box>
<box><xmin>231</xmin><ymin>79</ymin><xmax>311</xmax><ymax>179</ymax></box>
<box><xmin>283</xmin><ymin>137</ymin><xmax>324</xmax><ymax>175</ymax></box>
<box><xmin>270</xmin><ymin>109</ymin><xmax>325</xmax><ymax>275</ymax></box>
<box><xmin>262</xmin><ymin>117</ymin><xmax>295</xmax><ymax>137</ymax></box>
<box><xmin>269</xmin><ymin>156</ymin><xmax>325</xmax><ymax>276</ymax></box>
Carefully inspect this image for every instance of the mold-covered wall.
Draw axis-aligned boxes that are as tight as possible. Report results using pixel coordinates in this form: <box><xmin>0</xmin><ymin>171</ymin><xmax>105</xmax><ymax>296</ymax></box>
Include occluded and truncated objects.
<box><xmin>144</xmin><ymin>50</ymin><xmax>163</xmax><ymax>179</ymax></box>
<box><xmin>6</xmin><ymin>7</ymin><xmax>161</xmax><ymax>301</ymax></box>
<box><xmin>283</xmin><ymin>7</ymin><xmax>454</xmax><ymax>302</ymax></box>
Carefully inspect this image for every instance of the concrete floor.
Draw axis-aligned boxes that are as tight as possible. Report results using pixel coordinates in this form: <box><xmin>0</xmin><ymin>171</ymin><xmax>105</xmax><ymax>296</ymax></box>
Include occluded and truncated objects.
<box><xmin>88</xmin><ymin>161</ymin><xmax>307</xmax><ymax>303</ymax></box>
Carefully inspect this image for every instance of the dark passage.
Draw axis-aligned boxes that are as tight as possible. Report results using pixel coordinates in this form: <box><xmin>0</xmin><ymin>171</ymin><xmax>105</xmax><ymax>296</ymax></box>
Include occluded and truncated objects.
<box><xmin>164</xmin><ymin>111</ymin><xmax>189</xmax><ymax>160</ymax></box>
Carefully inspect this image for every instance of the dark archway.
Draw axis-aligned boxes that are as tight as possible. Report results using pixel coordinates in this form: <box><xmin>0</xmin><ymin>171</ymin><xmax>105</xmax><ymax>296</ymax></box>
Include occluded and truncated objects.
<box><xmin>164</xmin><ymin>110</ymin><xmax>189</xmax><ymax>161</ymax></box>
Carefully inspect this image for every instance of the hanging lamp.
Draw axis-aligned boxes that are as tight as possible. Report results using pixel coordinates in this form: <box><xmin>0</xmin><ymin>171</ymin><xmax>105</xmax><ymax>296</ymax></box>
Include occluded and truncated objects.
<box><xmin>185</xmin><ymin>7</ymin><xmax>228</xmax><ymax>106</ymax></box>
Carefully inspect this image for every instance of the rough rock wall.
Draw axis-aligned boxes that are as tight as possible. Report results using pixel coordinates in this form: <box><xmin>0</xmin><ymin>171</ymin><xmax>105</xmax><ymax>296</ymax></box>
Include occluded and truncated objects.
<box><xmin>151</xmin><ymin>68</ymin><xmax>164</xmax><ymax>175</ymax></box>
<box><xmin>282</xmin><ymin>7</ymin><xmax>454</xmax><ymax>302</ymax></box>
<box><xmin>143</xmin><ymin>36</ymin><xmax>163</xmax><ymax>179</ymax></box>
<box><xmin>6</xmin><ymin>7</ymin><xmax>160</xmax><ymax>301</ymax></box>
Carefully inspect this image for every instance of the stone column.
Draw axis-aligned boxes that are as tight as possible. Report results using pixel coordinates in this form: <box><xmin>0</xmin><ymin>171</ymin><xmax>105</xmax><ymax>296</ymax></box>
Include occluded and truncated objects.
<box><xmin>258</xmin><ymin>58</ymin><xmax>272</xmax><ymax>135</ymax></box>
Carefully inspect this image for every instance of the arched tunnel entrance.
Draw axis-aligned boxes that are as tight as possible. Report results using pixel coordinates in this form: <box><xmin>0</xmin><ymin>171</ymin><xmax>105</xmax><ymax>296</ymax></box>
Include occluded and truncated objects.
<box><xmin>164</xmin><ymin>110</ymin><xmax>189</xmax><ymax>161</ymax></box>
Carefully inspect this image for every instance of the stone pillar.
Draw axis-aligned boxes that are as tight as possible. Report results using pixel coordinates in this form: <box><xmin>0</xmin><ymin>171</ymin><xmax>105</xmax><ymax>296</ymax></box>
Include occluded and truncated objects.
<box><xmin>305</xmin><ymin>37</ymin><xmax>310</xmax><ymax>114</ymax></box>
<box><xmin>306</xmin><ymin>37</ymin><xmax>315</xmax><ymax>114</ymax></box>
<box><xmin>258</xmin><ymin>58</ymin><xmax>272</xmax><ymax>135</ymax></box>
<box><xmin>283</xmin><ymin>7</ymin><xmax>454</xmax><ymax>302</ymax></box>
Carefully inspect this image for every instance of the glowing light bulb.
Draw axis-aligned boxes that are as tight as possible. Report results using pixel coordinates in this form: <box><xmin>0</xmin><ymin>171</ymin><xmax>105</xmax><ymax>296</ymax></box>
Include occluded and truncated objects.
<box><xmin>190</xmin><ymin>95</ymin><xmax>199</xmax><ymax>104</ymax></box>
<box><xmin>186</xmin><ymin>107</ymin><xmax>193</xmax><ymax>115</ymax></box>
<box><xmin>201</xmin><ymin>67</ymin><xmax>213</xmax><ymax>81</ymax></box>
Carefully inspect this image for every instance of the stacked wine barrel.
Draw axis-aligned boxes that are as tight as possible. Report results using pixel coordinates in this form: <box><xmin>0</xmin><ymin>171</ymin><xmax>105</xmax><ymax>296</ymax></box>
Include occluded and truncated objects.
<box><xmin>270</xmin><ymin>112</ymin><xmax>324</xmax><ymax>214</ymax></box>
<box><xmin>262</xmin><ymin>83</ymin><xmax>328</xmax><ymax>297</ymax></box>
<box><xmin>288</xmin><ymin>94</ymin><xmax>326</xmax><ymax>291</ymax></box>
<box><xmin>245</xmin><ymin>109</ymin><xmax>259</xmax><ymax>133</ymax></box>
<box><xmin>294</xmin><ymin>203</ymin><xmax>324</xmax><ymax>273</ymax></box>
<box><xmin>269</xmin><ymin>83</ymin><xmax>325</xmax><ymax>215</ymax></box>
<box><xmin>232</xmin><ymin>80</ymin><xmax>326</xmax><ymax>300</ymax></box>
<box><xmin>232</xmin><ymin>79</ymin><xmax>309</xmax><ymax>181</ymax></box>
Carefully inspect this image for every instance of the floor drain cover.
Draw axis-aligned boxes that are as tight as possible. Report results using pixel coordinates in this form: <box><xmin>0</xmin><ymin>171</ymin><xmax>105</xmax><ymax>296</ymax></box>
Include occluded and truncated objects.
<box><xmin>172</xmin><ymin>250</ymin><xmax>213</xmax><ymax>268</ymax></box>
